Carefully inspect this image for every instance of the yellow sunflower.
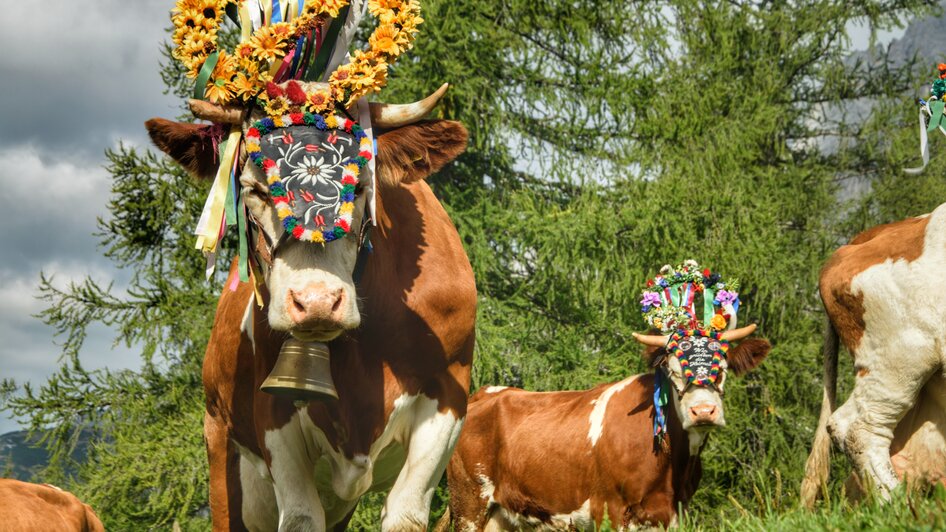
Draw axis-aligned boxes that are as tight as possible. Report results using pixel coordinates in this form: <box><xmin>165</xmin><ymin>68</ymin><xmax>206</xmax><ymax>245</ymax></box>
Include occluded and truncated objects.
<box><xmin>249</xmin><ymin>26</ymin><xmax>289</xmax><ymax>62</ymax></box>
<box><xmin>368</xmin><ymin>26</ymin><xmax>402</xmax><ymax>56</ymax></box>
<box><xmin>264</xmin><ymin>96</ymin><xmax>290</xmax><ymax>117</ymax></box>
<box><xmin>231</xmin><ymin>72</ymin><xmax>259</xmax><ymax>100</ymax></box>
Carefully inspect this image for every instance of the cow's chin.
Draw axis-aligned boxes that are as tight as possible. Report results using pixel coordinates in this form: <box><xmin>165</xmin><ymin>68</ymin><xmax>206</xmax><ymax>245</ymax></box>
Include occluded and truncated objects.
<box><xmin>289</xmin><ymin>327</ymin><xmax>345</xmax><ymax>343</ymax></box>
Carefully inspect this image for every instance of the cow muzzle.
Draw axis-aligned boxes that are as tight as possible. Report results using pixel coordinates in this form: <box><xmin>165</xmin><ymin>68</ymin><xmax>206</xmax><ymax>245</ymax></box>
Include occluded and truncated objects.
<box><xmin>687</xmin><ymin>403</ymin><xmax>722</xmax><ymax>427</ymax></box>
<box><xmin>279</xmin><ymin>281</ymin><xmax>359</xmax><ymax>341</ymax></box>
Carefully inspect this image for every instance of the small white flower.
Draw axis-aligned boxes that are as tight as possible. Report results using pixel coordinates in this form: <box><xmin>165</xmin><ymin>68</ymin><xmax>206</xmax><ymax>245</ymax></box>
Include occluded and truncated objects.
<box><xmin>289</xmin><ymin>155</ymin><xmax>334</xmax><ymax>185</ymax></box>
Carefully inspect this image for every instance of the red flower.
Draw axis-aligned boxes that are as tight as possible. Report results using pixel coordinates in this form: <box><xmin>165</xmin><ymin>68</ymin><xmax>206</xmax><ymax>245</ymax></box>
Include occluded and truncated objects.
<box><xmin>646</xmin><ymin>279</ymin><xmax>654</xmax><ymax>287</ymax></box>
<box><xmin>289</xmin><ymin>113</ymin><xmax>304</xmax><ymax>125</ymax></box>
<box><xmin>703</xmin><ymin>268</ymin><xmax>710</xmax><ymax>277</ymax></box>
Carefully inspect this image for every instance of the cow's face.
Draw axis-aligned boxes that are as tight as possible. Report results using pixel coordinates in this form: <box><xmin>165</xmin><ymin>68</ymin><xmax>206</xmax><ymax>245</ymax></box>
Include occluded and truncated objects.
<box><xmin>146</xmin><ymin>94</ymin><xmax>467</xmax><ymax>340</ymax></box>
<box><xmin>651</xmin><ymin>338</ymin><xmax>770</xmax><ymax>433</ymax></box>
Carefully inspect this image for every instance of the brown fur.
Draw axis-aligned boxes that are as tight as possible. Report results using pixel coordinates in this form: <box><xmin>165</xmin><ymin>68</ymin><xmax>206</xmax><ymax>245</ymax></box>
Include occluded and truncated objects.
<box><xmin>144</xmin><ymin>118</ymin><xmax>220</xmax><ymax>180</ymax></box>
<box><xmin>0</xmin><ymin>479</ymin><xmax>104</xmax><ymax>532</ymax></box>
<box><xmin>196</xmin><ymin>129</ymin><xmax>474</xmax><ymax>529</ymax></box>
<box><xmin>726</xmin><ymin>338</ymin><xmax>771</xmax><ymax>376</ymax></box>
<box><xmin>376</xmin><ymin>120</ymin><xmax>468</xmax><ymax>187</ymax></box>
<box><xmin>801</xmin><ymin>214</ymin><xmax>932</xmax><ymax>507</ymax></box>
<box><xmin>446</xmin><ymin>375</ymin><xmax>703</xmax><ymax>530</ymax></box>
<box><xmin>819</xmin><ymin>215</ymin><xmax>928</xmax><ymax>354</ymax></box>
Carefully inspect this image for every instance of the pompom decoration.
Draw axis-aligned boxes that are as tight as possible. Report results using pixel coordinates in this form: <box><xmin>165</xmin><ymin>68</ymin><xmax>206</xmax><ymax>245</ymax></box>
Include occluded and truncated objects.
<box><xmin>244</xmin><ymin>104</ymin><xmax>372</xmax><ymax>243</ymax></box>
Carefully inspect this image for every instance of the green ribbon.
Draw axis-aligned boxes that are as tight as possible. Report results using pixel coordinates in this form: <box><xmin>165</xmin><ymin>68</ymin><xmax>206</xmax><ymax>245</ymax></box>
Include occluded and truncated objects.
<box><xmin>304</xmin><ymin>5</ymin><xmax>350</xmax><ymax>81</ymax></box>
<box><xmin>928</xmin><ymin>100</ymin><xmax>946</xmax><ymax>133</ymax></box>
<box><xmin>703</xmin><ymin>287</ymin><xmax>716</xmax><ymax>326</ymax></box>
<box><xmin>193</xmin><ymin>51</ymin><xmax>220</xmax><ymax>100</ymax></box>
<box><xmin>237</xmin><ymin>197</ymin><xmax>250</xmax><ymax>282</ymax></box>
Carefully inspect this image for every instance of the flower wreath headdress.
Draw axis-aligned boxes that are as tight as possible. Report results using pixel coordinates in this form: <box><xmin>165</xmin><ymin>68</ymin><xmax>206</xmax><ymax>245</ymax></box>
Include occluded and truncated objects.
<box><xmin>168</xmin><ymin>0</ymin><xmax>425</xmax><ymax>285</ymax></box>
<box><xmin>171</xmin><ymin>0</ymin><xmax>422</xmax><ymax>108</ymax></box>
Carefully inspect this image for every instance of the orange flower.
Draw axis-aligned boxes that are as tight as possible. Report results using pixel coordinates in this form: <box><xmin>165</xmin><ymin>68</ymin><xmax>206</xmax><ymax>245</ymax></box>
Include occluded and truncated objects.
<box><xmin>250</xmin><ymin>26</ymin><xmax>289</xmax><ymax>62</ymax></box>
<box><xmin>368</xmin><ymin>26</ymin><xmax>402</xmax><ymax>56</ymax></box>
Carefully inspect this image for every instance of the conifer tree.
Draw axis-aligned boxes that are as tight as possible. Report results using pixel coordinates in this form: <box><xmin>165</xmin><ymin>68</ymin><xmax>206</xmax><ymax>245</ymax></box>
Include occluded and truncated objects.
<box><xmin>2</xmin><ymin>0</ymin><xmax>942</xmax><ymax>528</ymax></box>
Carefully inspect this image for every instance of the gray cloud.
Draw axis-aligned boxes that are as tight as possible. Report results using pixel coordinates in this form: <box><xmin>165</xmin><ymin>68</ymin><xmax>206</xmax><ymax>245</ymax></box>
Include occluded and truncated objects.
<box><xmin>0</xmin><ymin>1</ymin><xmax>186</xmax><ymax>433</ymax></box>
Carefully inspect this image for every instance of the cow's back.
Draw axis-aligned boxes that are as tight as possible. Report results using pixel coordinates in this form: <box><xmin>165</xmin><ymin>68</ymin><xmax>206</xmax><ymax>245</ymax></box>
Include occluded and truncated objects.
<box><xmin>0</xmin><ymin>479</ymin><xmax>104</xmax><ymax>532</ymax></box>
<box><xmin>448</xmin><ymin>375</ymin><xmax>696</xmax><ymax>530</ymax></box>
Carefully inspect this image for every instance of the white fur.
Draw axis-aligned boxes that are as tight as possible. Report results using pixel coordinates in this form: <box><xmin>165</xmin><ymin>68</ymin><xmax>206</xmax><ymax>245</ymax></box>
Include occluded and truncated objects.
<box><xmin>484</xmin><ymin>386</ymin><xmax>508</xmax><ymax>394</ymax></box>
<box><xmin>241</xmin><ymin>292</ymin><xmax>256</xmax><ymax>353</ymax></box>
<box><xmin>488</xmin><ymin>499</ymin><xmax>594</xmax><ymax>531</ymax></box>
<box><xmin>588</xmin><ymin>376</ymin><xmax>638</xmax><ymax>446</ymax></box>
<box><xmin>235</xmin><ymin>442</ymin><xmax>278</xmax><ymax>532</ymax></box>
<box><xmin>827</xmin><ymin>203</ymin><xmax>946</xmax><ymax>496</ymax></box>
<box><xmin>381</xmin><ymin>395</ymin><xmax>464</xmax><ymax>531</ymax></box>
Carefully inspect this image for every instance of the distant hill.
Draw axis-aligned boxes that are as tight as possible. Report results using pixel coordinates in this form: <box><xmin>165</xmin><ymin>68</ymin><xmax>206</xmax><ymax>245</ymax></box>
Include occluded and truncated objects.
<box><xmin>0</xmin><ymin>430</ymin><xmax>51</xmax><ymax>481</ymax></box>
<box><xmin>0</xmin><ymin>428</ymin><xmax>91</xmax><ymax>482</ymax></box>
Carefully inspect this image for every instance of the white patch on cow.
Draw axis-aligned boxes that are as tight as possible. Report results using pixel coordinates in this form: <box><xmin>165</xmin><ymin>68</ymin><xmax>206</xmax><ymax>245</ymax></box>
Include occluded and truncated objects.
<box><xmin>588</xmin><ymin>376</ymin><xmax>638</xmax><ymax>446</ymax></box>
<box><xmin>484</xmin><ymin>386</ymin><xmax>508</xmax><ymax>394</ymax></box>
<box><xmin>459</xmin><ymin>518</ymin><xmax>479</xmax><ymax>532</ymax></box>
<box><xmin>382</xmin><ymin>395</ymin><xmax>463</xmax><ymax>531</ymax></box>
<box><xmin>829</xmin><ymin>204</ymin><xmax>946</xmax><ymax>495</ymax></box>
<box><xmin>42</xmin><ymin>483</ymin><xmax>63</xmax><ymax>492</ymax></box>
<box><xmin>477</xmin><ymin>471</ymin><xmax>496</xmax><ymax>501</ymax></box>
<box><xmin>241</xmin><ymin>292</ymin><xmax>255</xmax><ymax>353</ymax></box>
<box><xmin>264</xmin><ymin>412</ymin><xmax>326</xmax><ymax>530</ymax></box>
<box><xmin>234</xmin><ymin>442</ymin><xmax>278</xmax><ymax>531</ymax></box>
<box><xmin>490</xmin><ymin>499</ymin><xmax>594</xmax><ymax>531</ymax></box>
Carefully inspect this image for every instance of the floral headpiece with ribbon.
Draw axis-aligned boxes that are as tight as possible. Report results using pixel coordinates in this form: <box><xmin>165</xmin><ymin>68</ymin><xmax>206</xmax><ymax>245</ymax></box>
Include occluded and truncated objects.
<box><xmin>905</xmin><ymin>63</ymin><xmax>946</xmax><ymax>174</ymax></box>
<box><xmin>639</xmin><ymin>260</ymin><xmax>740</xmax><ymax>335</ymax></box>
<box><xmin>171</xmin><ymin>0</ymin><xmax>424</xmax><ymax>284</ymax></box>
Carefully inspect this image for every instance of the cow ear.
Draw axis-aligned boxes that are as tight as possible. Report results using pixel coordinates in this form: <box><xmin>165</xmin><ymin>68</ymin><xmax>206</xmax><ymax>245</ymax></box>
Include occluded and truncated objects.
<box><xmin>145</xmin><ymin>118</ymin><xmax>220</xmax><ymax>180</ymax></box>
<box><xmin>375</xmin><ymin>120</ymin><xmax>467</xmax><ymax>187</ymax></box>
<box><xmin>642</xmin><ymin>345</ymin><xmax>667</xmax><ymax>368</ymax></box>
<box><xmin>727</xmin><ymin>338</ymin><xmax>771</xmax><ymax>376</ymax></box>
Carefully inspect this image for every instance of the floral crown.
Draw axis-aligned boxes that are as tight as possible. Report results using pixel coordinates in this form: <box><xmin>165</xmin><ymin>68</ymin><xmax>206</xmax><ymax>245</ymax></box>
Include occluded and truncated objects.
<box><xmin>639</xmin><ymin>260</ymin><xmax>740</xmax><ymax>334</ymax></box>
<box><xmin>171</xmin><ymin>0</ymin><xmax>422</xmax><ymax>110</ymax></box>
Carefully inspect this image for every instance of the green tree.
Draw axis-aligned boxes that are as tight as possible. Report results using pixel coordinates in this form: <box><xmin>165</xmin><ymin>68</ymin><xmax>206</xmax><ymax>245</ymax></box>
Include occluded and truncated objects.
<box><xmin>3</xmin><ymin>0</ymin><xmax>944</xmax><ymax>529</ymax></box>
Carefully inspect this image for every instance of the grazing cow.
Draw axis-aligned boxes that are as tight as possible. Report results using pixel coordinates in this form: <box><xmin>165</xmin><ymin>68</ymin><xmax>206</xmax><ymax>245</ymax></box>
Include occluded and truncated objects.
<box><xmin>0</xmin><ymin>479</ymin><xmax>104</xmax><ymax>532</ymax></box>
<box><xmin>146</xmin><ymin>84</ymin><xmax>476</xmax><ymax>530</ymax></box>
<box><xmin>443</xmin><ymin>328</ymin><xmax>770</xmax><ymax>530</ymax></box>
<box><xmin>801</xmin><ymin>207</ymin><xmax>946</xmax><ymax>506</ymax></box>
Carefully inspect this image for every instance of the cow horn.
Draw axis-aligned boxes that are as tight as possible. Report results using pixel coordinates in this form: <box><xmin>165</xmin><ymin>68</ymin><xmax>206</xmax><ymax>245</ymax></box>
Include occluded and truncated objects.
<box><xmin>632</xmin><ymin>332</ymin><xmax>670</xmax><ymax>347</ymax></box>
<box><xmin>369</xmin><ymin>83</ymin><xmax>449</xmax><ymax>128</ymax></box>
<box><xmin>188</xmin><ymin>99</ymin><xmax>243</xmax><ymax>125</ymax></box>
<box><xmin>719</xmin><ymin>324</ymin><xmax>757</xmax><ymax>342</ymax></box>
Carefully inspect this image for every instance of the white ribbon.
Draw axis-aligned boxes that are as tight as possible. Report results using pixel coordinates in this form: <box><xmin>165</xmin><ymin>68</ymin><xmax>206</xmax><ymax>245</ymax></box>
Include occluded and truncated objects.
<box><xmin>357</xmin><ymin>96</ymin><xmax>377</xmax><ymax>225</ymax></box>
<box><xmin>904</xmin><ymin>104</ymin><xmax>932</xmax><ymax>175</ymax></box>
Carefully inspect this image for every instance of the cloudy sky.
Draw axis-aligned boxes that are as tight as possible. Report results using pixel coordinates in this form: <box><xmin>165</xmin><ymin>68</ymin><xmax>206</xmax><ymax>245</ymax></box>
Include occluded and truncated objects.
<box><xmin>0</xmin><ymin>1</ymin><xmax>179</xmax><ymax>433</ymax></box>
<box><xmin>0</xmin><ymin>3</ymin><xmax>929</xmax><ymax>434</ymax></box>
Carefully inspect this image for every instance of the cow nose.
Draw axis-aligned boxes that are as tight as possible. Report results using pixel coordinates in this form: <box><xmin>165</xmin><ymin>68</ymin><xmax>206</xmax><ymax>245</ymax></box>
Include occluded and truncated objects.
<box><xmin>688</xmin><ymin>404</ymin><xmax>718</xmax><ymax>424</ymax></box>
<box><xmin>286</xmin><ymin>284</ymin><xmax>346</xmax><ymax>326</ymax></box>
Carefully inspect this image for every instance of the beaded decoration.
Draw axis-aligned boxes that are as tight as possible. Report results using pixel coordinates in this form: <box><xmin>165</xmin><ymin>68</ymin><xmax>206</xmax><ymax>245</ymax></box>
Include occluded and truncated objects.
<box><xmin>245</xmin><ymin>93</ymin><xmax>372</xmax><ymax>243</ymax></box>
<box><xmin>666</xmin><ymin>328</ymin><xmax>729</xmax><ymax>387</ymax></box>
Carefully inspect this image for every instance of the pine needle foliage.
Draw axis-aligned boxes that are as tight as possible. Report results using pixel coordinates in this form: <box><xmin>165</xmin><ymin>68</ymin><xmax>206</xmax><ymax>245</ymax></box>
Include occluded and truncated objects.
<box><xmin>2</xmin><ymin>0</ymin><xmax>945</xmax><ymax>529</ymax></box>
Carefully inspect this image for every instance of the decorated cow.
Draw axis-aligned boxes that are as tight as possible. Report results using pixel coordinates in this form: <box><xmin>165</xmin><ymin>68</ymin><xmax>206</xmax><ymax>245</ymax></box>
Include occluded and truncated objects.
<box><xmin>801</xmin><ymin>208</ymin><xmax>946</xmax><ymax>506</ymax></box>
<box><xmin>442</xmin><ymin>261</ymin><xmax>770</xmax><ymax>530</ymax></box>
<box><xmin>145</xmin><ymin>1</ymin><xmax>476</xmax><ymax>529</ymax></box>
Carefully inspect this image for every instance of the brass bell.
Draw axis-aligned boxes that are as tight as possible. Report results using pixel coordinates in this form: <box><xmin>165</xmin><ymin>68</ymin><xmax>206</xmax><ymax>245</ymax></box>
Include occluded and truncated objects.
<box><xmin>260</xmin><ymin>338</ymin><xmax>338</xmax><ymax>402</ymax></box>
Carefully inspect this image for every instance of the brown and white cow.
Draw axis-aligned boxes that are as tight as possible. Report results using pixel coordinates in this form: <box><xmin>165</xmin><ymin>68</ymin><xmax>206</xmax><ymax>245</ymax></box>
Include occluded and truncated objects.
<box><xmin>146</xmin><ymin>84</ymin><xmax>476</xmax><ymax>530</ymax></box>
<box><xmin>801</xmin><ymin>209</ymin><xmax>946</xmax><ymax>506</ymax></box>
<box><xmin>0</xmin><ymin>479</ymin><xmax>104</xmax><ymax>532</ymax></box>
<box><xmin>443</xmin><ymin>329</ymin><xmax>770</xmax><ymax>530</ymax></box>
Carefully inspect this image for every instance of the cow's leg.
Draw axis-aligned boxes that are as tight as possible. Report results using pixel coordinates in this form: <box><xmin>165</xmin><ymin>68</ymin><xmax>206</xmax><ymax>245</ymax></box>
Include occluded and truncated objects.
<box><xmin>235</xmin><ymin>443</ymin><xmax>279</xmax><ymax>531</ymax></box>
<box><xmin>381</xmin><ymin>396</ymin><xmax>464</xmax><ymax>531</ymax></box>
<box><xmin>205</xmin><ymin>413</ymin><xmax>249</xmax><ymax>532</ymax></box>
<box><xmin>265</xmin><ymin>416</ymin><xmax>326</xmax><ymax>531</ymax></box>
<box><xmin>827</xmin><ymin>340</ymin><xmax>937</xmax><ymax>497</ymax></box>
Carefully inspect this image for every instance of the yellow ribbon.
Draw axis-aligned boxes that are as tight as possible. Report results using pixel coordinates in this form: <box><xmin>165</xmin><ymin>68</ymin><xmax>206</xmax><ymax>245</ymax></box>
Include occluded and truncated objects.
<box><xmin>238</xmin><ymin>3</ymin><xmax>253</xmax><ymax>42</ymax></box>
<box><xmin>195</xmin><ymin>126</ymin><xmax>242</xmax><ymax>254</ymax></box>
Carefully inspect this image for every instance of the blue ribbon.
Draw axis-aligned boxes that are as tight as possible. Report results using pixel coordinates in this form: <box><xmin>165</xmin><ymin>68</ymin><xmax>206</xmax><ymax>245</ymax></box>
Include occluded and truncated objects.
<box><xmin>653</xmin><ymin>370</ymin><xmax>669</xmax><ymax>441</ymax></box>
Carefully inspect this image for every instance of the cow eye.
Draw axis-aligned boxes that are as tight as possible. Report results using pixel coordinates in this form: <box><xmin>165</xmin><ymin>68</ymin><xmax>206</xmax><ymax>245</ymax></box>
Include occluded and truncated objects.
<box><xmin>244</xmin><ymin>181</ymin><xmax>270</xmax><ymax>201</ymax></box>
